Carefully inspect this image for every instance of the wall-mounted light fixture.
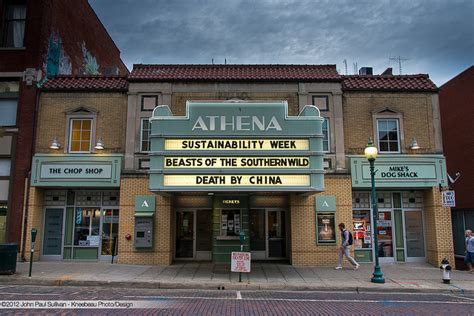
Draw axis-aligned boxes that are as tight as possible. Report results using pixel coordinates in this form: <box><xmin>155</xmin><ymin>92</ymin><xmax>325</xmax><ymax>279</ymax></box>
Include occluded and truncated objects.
<box><xmin>94</xmin><ymin>138</ymin><xmax>104</xmax><ymax>150</ymax></box>
<box><xmin>49</xmin><ymin>137</ymin><xmax>61</xmax><ymax>150</ymax></box>
<box><xmin>409</xmin><ymin>137</ymin><xmax>420</xmax><ymax>150</ymax></box>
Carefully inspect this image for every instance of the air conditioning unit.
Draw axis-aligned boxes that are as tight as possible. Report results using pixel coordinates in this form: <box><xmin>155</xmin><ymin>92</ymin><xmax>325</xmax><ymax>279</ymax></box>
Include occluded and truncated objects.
<box><xmin>359</xmin><ymin>67</ymin><xmax>373</xmax><ymax>75</ymax></box>
<box><xmin>104</xmin><ymin>66</ymin><xmax>120</xmax><ymax>76</ymax></box>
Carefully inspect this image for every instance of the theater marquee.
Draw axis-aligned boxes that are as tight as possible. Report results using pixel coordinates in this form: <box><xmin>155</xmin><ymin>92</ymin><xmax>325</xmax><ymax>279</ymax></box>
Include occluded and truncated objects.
<box><xmin>149</xmin><ymin>102</ymin><xmax>325</xmax><ymax>192</ymax></box>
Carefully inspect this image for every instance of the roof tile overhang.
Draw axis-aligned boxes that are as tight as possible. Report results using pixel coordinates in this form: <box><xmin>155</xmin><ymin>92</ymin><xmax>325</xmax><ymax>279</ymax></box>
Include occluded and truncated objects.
<box><xmin>41</xmin><ymin>75</ymin><xmax>128</xmax><ymax>92</ymax></box>
<box><xmin>129</xmin><ymin>64</ymin><xmax>342</xmax><ymax>82</ymax></box>
<box><xmin>342</xmin><ymin>75</ymin><xmax>438</xmax><ymax>92</ymax></box>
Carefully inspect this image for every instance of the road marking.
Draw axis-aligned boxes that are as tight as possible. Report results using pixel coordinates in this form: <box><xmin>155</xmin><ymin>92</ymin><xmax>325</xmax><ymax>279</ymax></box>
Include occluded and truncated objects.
<box><xmin>451</xmin><ymin>295</ymin><xmax>474</xmax><ymax>302</ymax></box>
<box><xmin>122</xmin><ymin>295</ymin><xmax>474</xmax><ymax>305</ymax></box>
<box><xmin>0</xmin><ymin>293</ymin><xmax>60</xmax><ymax>296</ymax></box>
<box><xmin>236</xmin><ymin>291</ymin><xmax>242</xmax><ymax>300</ymax></box>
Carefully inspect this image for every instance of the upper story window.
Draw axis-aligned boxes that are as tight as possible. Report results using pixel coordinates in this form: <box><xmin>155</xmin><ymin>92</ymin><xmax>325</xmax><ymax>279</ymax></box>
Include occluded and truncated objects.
<box><xmin>140</xmin><ymin>118</ymin><xmax>151</xmax><ymax>152</ymax></box>
<box><xmin>141</xmin><ymin>96</ymin><xmax>158</xmax><ymax>111</ymax></box>
<box><xmin>377</xmin><ymin>119</ymin><xmax>400</xmax><ymax>153</ymax></box>
<box><xmin>322</xmin><ymin>118</ymin><xmax>330</xmax><ymax>152</ymax></box>
<box><xmin>312</xmin><ymin>95</ymin><xmax>329</xmax><ymax>111</ymax></box>
<box><xmin>69</xmin><ymin>118</ymin><xmax>92</xmax><ymax>153</ymax></box>
<box><xmin>0</xmin><ymin>98</ymin><xmax>17</xmax><ymax>126</ymax></box>
<box><xmin>1</xmin><ymin>4</ymin><xmax>26</xmax><ymax>48</ymax></box>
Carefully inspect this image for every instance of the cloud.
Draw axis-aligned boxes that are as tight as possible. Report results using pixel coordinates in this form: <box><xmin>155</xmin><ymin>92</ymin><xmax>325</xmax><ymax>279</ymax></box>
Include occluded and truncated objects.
<box><xmin>90</xmin><ymin>0</ymin><xmax>473</xmax><ymax>85</ymax></box>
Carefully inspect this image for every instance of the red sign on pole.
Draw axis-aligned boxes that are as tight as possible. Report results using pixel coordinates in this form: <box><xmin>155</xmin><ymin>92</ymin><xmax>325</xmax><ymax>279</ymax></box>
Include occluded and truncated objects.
<box><xmin>231</xmin><ymin>252</ymin><xmax>251</xmax><ymax>273</ymax></box>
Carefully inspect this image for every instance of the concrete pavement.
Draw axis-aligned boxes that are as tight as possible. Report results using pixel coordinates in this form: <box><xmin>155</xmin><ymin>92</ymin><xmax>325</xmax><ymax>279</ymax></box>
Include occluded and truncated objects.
<box><xmin>1</xmin><ymin>261</ymin><xmax>473</xmax><ymax>293</ymax></box>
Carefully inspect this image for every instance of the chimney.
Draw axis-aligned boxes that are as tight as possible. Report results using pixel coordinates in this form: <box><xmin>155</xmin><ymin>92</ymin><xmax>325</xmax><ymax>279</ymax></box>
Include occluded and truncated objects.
<box><xmin>381</xmin><ymin>67</ymin><xmax>393</xmax><ymax>76</ymax></box>
<box><xmin>359</xmin><ymin>67</ymin><xmax>373</xmax><ymax>75</ymax></box>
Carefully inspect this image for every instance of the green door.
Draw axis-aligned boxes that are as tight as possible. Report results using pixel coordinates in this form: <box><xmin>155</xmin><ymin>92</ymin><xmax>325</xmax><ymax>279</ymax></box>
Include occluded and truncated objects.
<box><xmin>42</xmin><ymin>208</ymin><xmax>64</xmax><ymax>256</ymax></box>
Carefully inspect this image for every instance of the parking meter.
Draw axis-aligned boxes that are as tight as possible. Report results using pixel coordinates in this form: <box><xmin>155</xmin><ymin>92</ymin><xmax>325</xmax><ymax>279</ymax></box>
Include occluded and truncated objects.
<box><xmin>239</xmin><ymin>231</ymin><xmax>246</xmax><ymax>245</ymax></box>
<box><xmin>29</xmin><ymin>228</ymin><xmax>37</xmax><ymax>277</ymax></box>
<box><xmin>31</xmin><ymin>228</ymin><xmax>37</xmax><ymax>247</ymax></box>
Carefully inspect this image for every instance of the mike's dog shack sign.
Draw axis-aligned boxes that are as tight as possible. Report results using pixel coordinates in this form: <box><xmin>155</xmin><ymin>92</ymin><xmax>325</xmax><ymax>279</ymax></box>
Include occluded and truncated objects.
<box><xmin>149</xmin><ymin>102</ymin><xmax>325</xmax><ymax>192</ymax></box>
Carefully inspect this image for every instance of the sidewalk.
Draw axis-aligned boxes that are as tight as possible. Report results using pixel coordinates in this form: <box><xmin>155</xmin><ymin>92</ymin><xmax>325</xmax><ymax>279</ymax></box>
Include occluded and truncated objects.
<box><xmin>1</xmin><ymin>261</ymin><xmax>473</xmax><ymax>293</ymax></box>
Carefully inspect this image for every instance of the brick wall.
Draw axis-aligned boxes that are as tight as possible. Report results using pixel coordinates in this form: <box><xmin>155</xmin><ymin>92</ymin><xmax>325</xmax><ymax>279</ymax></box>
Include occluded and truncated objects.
<box><xmin>170</xmin><ymin>92</ymin><xmax>300</xmax><ymax>116</ymax></box>
<box><xmin>424</xmin><ymin>187</ymin><xmax>455</xmax><ymax>267</ymax></box>
<box><xmin>36</xmin><ymin>92</ymin><xmax>127</xmax><ymax>154</ymax></box>
<box><xmin>439</xmin><ymin>66</ymin><xmax>474</xmax><ymax>208</ymax></box>
<box><xmin>7</xmin><ymin>83</ymin><xmax>37</xmax><ymax>244</ymax></box>
<box><xmin>22</xmin><ymin>186</ymin><xmax>44</xmax><ymax>261</ymax></box>
<box><xmin>343</xmin><ymin>92</ymin><xmax>437</xmax><ymax>154</ymax></box>
<box><xmin>118</xmin><ymin>176</ymin><xmax>172</xmax><ymax>265</ymax></box>
<box><xmin>291</xmin><ymin>175</ymin><xmax>353</xmax><ymax>266</ymax></box>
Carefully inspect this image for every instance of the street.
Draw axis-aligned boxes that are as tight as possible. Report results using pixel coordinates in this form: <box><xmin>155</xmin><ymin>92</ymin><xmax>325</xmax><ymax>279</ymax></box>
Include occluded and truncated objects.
<box><xmin>0</xmin><ymin>285</ymin><xmax>473</xmax><ymax>315</ymax></box>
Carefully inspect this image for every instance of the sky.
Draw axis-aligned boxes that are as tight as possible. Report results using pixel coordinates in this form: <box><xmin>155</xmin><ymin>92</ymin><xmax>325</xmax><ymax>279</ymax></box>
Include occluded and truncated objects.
<box><xmin>90</xmin><ymin>0</ymin><xmax>473</xmax><ymax>86</ymax></box>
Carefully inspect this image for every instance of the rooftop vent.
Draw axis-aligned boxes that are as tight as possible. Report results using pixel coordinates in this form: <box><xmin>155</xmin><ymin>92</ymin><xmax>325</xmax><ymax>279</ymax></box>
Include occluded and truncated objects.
<box><xmin>381</xmin><ymin>67</ymin><xmax>393</xmax><ymax>76</ymax></box>
<box><xmin>359</xmin><ymin>67</ymin><xmax>373</xmax><ymax>75</ymax></box>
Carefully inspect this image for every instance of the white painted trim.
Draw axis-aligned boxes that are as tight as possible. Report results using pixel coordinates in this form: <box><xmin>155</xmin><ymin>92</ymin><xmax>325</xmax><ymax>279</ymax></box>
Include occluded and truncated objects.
<box><xmin>376</xmin><ymin>118</ymin><xmax>401</xmax><ymax>154</ymax></box>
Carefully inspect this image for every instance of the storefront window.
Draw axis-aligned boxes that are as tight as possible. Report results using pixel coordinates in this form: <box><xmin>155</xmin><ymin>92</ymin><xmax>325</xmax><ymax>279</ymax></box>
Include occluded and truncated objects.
<box><xmin>352</xmin><ymin>210</ymin><xmax>372</xmax><ymax>249</ymax></box>
<box><xmin>74</xmin><ymin>208</ymin><xmax>100</xmax><ymax>246</ymax></box>
<box><xmin>101</xmin><ymin>209</ymin><xmax>119</xmax><ymax>255</ymax></box>
<box><xmin>0</xmin><ymin>203</ymin><xmax>6</xmax><ymax>244</ymax></box>
<box><xmin>220</xmin><ymin>209</ymin><xmax>241</xmax><ymax>237</ymax></box>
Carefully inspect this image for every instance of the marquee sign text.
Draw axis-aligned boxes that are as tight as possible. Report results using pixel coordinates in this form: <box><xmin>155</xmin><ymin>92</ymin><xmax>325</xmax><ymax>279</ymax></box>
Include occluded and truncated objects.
<box><xmin>165</xmin><ymin>139</ymin><xmax>309</xmax><ymax>151</ymax></box>
<box><xmin>164</xmin><ymin>157</ymin><xmax>310</xmax><ymax>168</ymax></box>
<box><xmin>164</xmin><ymin>175</ymin><xmax>310</xmax><ymax>186</ymax></box>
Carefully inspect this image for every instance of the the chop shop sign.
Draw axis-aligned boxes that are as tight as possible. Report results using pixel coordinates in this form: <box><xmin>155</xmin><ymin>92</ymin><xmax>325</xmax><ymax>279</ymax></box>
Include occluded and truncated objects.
<box><xmin>40</xmin><ymin>164</ymin><xmax>112</xmax><ymax>179</ymax></box>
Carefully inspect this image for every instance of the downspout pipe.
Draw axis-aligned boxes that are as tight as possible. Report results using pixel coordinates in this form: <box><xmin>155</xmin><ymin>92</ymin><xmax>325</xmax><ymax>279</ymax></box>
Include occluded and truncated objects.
<box><xmin>20</xmin><ymin>82</ymin><xmax>41</xmax><ymax>261</ymax></box>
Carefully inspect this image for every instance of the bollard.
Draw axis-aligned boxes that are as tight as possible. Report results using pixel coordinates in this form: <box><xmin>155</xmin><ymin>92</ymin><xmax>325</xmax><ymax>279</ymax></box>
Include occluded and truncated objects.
<box><xmin>29</xmin><ymin>228</ymin><xmax>37</xmax><ymax>277</ymax></box>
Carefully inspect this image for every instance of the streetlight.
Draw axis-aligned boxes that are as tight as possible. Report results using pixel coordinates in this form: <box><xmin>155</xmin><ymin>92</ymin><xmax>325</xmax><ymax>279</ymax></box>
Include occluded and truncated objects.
<box><xmin>364</xmin><ymin>138</ymin><xmax>385</xmax><ymax>284</ymax></box>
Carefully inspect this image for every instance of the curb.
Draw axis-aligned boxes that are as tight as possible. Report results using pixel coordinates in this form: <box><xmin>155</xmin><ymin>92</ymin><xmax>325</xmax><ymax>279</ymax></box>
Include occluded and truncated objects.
<box><xmin>0</xmin><ymin>278</ymin><xmax>471</xmax><ymax>294</ymax></box>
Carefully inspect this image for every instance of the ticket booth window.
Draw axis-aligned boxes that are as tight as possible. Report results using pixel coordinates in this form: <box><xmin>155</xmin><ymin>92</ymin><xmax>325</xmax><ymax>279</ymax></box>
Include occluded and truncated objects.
<box><xmin>220</xmin><ymin>209</ymin><xmax>241</xmax><ymax>237</ymax></box>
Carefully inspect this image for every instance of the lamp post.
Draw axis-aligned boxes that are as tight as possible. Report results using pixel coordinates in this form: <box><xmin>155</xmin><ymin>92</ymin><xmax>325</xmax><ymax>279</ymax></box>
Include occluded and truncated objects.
<box><xmin>364</xmin><ymin>138</ymin><xmax>385</xmax><ymax>284</ymax></box>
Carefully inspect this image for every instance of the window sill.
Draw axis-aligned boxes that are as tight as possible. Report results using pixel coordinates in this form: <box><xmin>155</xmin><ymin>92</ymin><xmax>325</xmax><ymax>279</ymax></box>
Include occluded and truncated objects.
<box><xmin>216</xmin><ymin>236</ymin><xmax>240</xmax><ymax>241</ymax></box>
<box><xmin>0</xmin><ymin>47</ymin><xmax>26</xmax><ymax>50</ymax></box>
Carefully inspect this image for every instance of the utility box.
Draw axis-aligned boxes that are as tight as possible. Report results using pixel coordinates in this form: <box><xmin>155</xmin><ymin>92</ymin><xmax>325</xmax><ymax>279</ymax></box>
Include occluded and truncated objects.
<box><xmin>0</xmin><ymin>243</ymin><xmax>18</xmax><ymax>275</ymax></box>
<box><xmin>134</xmin><ymin>217</ymin><xmax>153</xmax><ymax>248</ymax></box>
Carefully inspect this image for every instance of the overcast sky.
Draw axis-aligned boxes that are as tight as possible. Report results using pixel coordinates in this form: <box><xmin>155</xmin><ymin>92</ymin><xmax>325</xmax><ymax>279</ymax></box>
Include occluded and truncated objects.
<box><xmin>90</xmin><ymin>0</ymin><xmax>473</xmax><ymax>85</ymax></box>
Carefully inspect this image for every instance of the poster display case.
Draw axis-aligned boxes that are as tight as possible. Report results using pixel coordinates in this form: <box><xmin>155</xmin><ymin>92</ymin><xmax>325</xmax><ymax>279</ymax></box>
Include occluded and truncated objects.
<box><xmin>316</xmin><ymin>213</ymin><xmax>336</xmax><ymax>244</ymax></box>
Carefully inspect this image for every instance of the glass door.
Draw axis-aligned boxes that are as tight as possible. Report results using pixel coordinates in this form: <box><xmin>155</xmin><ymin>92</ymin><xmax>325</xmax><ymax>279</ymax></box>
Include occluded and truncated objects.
<box><xmin>42</xmin><ymin>208</ymin><xmax>64</xmax><ymax>259</ymax></box>
<box><xmin>175</xmin><ymin>210</ymin><xmax>195</xmax><ymax>259</ymax></box>
<box><xmin>250</xmin><ymin>209</ymin><xmax>266</xmax><ymax>260</ymax></box>
<box><xmin>404</xmin><ymin>210</ymin><xmax>426</xmax><ymax>261</ymax></box>
<box><xmin>196</xmin><ymin>209</ymin><xmax>212</xmax><ymax>260</ymax></box>
<box><xmin>100</xmin><ymin>209</ymin><xmax>119</xmax><ymax>260</ymax></box>
<box><xmin>376</xmin><ymin>210</ymin><xmax>394</xmax><ymax>262</ymax></box>
<box><xmin>267</xmin><ymin>210</ymin><xmax>286</xmax><ymax>258</ymax></box>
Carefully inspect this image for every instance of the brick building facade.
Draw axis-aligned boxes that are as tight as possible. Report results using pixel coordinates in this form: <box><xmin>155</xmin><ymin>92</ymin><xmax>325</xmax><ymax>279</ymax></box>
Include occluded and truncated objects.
<box><xmin>439</xmin><ymin>66</ymin><xmax>474</xmax><ymax>269</ymax></box>
<box><xmin>24</xmin><ymin>65</ymin><xmax>454</xmax><ymax>268</ymax></box>
<box><xmin>0</xmin><ymin>0</ymin><xmax>127</xmax><ymax>252</ymax></box>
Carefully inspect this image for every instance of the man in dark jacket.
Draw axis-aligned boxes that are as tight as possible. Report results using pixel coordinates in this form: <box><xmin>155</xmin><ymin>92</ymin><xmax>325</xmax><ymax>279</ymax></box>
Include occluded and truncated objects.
<box><xmin>335</xmin><ymin>223</ymin><xmax>359</xmax><ymax>270</ymax></box>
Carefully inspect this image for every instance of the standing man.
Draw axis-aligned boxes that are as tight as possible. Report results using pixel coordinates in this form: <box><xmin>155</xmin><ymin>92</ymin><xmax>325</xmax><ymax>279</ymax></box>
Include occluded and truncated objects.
<box><xmin>465</xmin><ymin>229</ymin><xmax>474</xmax><ymax>273</ymax></box>
<box><xmin>336</xmin><ymin>223</ymin><xmax>360</xmax><ymax>270</ymax></box>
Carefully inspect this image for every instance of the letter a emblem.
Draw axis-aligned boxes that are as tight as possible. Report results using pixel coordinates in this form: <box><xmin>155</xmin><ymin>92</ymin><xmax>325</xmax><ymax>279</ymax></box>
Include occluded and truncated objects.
<box><xmin>322</xmin><ymin>201</ymin><xmax>329</xmax><ymax>207</ymax></box>
<box><xmin>142</xmin><ymin>200</ymin><xmax>149</xmax><ymax>208</ymax></box>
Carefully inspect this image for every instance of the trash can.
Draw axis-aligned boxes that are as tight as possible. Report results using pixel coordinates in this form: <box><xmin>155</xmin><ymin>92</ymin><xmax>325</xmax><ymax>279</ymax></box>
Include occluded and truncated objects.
<box><xmin>0</xmin><ymin>243</ymin><xmax>18</xmax><ymax>275</ymax></box>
